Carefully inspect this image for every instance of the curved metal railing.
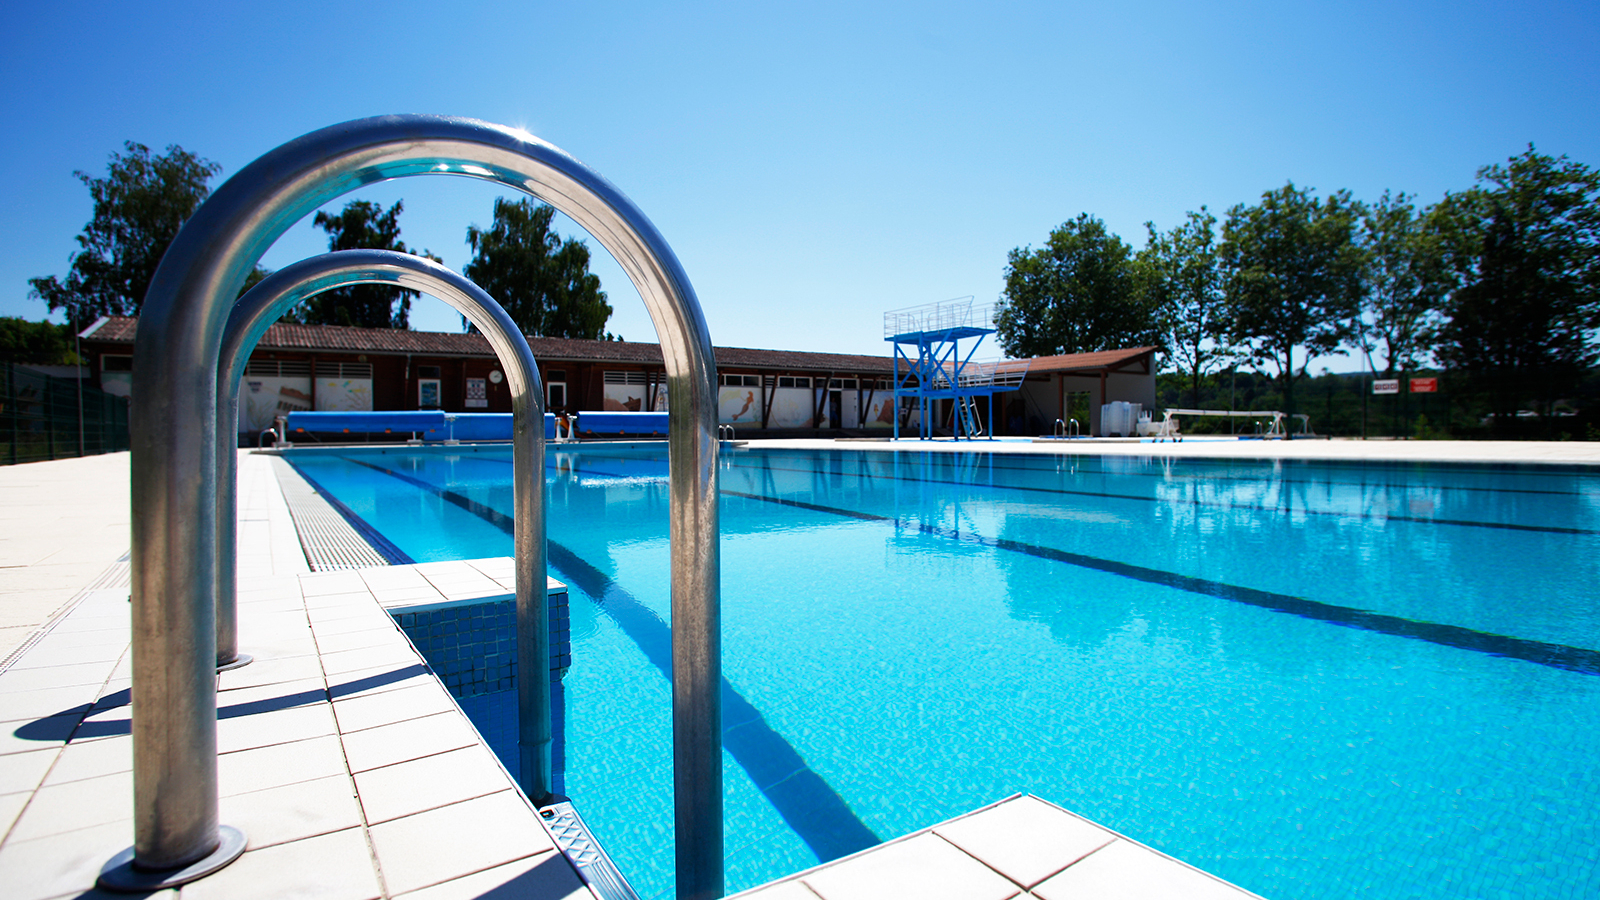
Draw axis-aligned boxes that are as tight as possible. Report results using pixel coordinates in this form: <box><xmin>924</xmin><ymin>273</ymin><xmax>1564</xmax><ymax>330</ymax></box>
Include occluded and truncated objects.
<box><xmin>119</xmin><ymin>116</ymin><xmax>722</xmax><ymax>898</ymax></box>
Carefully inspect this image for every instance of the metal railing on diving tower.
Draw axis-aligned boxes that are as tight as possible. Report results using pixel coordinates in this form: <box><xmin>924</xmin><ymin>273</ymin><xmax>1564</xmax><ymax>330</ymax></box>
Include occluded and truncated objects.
<box><xmin>108</xmin><ymin>116</ymin><xmax>725</xmax><ymax>900</ymax></box>
<box><xmin>883</xmin><ymin>297</ymin><xmax>1029</xmax><ymax>440</ymax></box>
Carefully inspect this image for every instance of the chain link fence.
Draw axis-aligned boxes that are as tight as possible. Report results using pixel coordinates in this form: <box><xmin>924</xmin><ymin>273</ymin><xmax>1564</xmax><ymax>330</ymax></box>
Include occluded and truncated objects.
<box><xmin>1</xmin><ymin>362</ymin><xmax>130</xmax><ymax>465</ymax></box>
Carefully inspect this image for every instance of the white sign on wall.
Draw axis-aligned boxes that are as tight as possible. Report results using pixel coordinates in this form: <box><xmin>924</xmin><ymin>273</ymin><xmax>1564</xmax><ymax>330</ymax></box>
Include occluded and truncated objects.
<box><xmin>1372</xmin><ymin>379</ymin><xmax>1400</xmax><ymax>395</ymax></box>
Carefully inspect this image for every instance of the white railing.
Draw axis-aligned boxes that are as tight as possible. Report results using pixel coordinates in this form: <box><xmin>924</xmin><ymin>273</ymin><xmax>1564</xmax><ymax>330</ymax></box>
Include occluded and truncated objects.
<box><xmin>883</xmin><ymin>296</ymin><xmax>996</xmax><ymax>339</ymax></box>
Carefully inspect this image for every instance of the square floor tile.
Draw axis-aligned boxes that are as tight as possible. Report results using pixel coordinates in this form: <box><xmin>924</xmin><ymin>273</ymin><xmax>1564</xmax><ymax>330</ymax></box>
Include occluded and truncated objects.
<box><xmin>42</xmin><ymin>734</ymin><xmax>131</xmax><ymax>786</ymax></box>
<box><xmin>799</xmin><ymin>833</ymin><xmax>1018</xmax><ymax>900</ymax></box>
<box><xmin>1031</xmin><ymin>839</ymin><xmax>1255</xmax><ymax>900</ymax></box>
<box><xmin>217</xmin><ymin>702</ymin><xmax>337</xmax><ymax>754</ymax></box>
<box><xmin>367</xmin><ymin>790</ymin><xmax>556</xmax><ymax>896</ymax></box>
<box><xmin>7</xmin><ymin>768</ymin><xmax>131</xmax><ymax>842</ymax></box>
<box><xmin>333</xmin><ymin>683</ymin><xmax>456</xmax><ymax>734</ymax></box>
<box><xmin>340</xmin><ymin>711</ymin><xmax>480</xmax><ymax>774</ymax></box>
<box><xmin>220</xmin><ymin>734</ymin><xmax>349</xmax><ymax>796</ymax></box>
<box><xmin>326</xmin><ymin>662</ymin><xmax>437</xmax><ymax>700</ymax></box>
<box><xmin>178</xmin><ymin>826</ymin><xmax>381</xmax><ymax>900</ymax></box>
<box><xmin>221</xmin><ymin>773</ymin><xmax>363</xmax><ymax>850</ymax></box>
<box><xmin>353</xmin><ymin>744</ymin><xmax>511</xmax><ymax>824</ymax></box>
<box><xmin>933</xmin><ymin>795</ymin><xmax>1115</xmax><ymax>888</ymax></box>
<box><xmin>394</xmin><ymin>852</ymin><xmax>593</xmax><ymax>900</ymax></box>
<box><xmin>0</xmin><ymin>745</ymin><xmax>59</xmax><ymax>794</ymax></box>
<box><xmin>0</xmin><ymin>817</ymin><xmax>133</xmax><ymax>900</ymax></box>
<box><xmin>319</xmin><ymin>643</ymin><xmax>422</xmax><ymax>678</ymax></box>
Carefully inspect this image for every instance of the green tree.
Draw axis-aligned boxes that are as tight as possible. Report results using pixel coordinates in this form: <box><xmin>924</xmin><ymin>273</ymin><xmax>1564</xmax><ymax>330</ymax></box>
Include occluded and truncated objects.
<box><xmin>1356</xmin><ymin>191</ymin><xmax>1448</xmax><ymax>378</ymax></box>
<box><xmin>995</xmin><ymin>213</ymin><xmax>1161</xmax><ymax>358</ymax></box>
<box><xmin>286</xmin><ymin>200</ymin><xmax>427</xmax><ymax>329</ymax></box>
<box><xmin>1220</xmin><ymin>183</ymin><xmax>1364</xmax><ymax>418</ymax></box>
<box><xmin>0</xmin><ymin>318</ymin><xmax>78</xmax><ymax>365</ymax></box>
<box><xmin>28</xmin><ymin>142</ymin><xmax>221</xmax><ymax>330</ymax></box>
<box><xmin>462</xmin><ymin>198</ymin><xmax>612</xmax><ymax>339</ymax></box>
<box><xmin>1140</xmin><ymin>207</ymin><xmax>1231</xmax><ymax>407</ymax></box>
<box><xmin>1433</xmin><ymin>146</ymin><xmax>1600</xmax><ymax>431</ymax></box>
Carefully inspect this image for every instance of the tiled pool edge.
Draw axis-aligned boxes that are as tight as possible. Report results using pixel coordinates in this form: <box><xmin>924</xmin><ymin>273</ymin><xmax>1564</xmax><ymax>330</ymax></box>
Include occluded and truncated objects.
<box><xmin>727</xmin><ymin>793</ymin><xmax>1267</xmax><ymax>900</ymax></box>
<box><xmin>0</xmin><ymin>451</ymin><xmax>605</xmax><ymax>900</ymax></box>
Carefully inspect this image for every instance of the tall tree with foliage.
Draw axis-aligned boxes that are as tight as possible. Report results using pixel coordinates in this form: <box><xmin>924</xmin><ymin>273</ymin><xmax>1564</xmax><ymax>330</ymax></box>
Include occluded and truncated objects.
<box><xmin>995</xmin><ymin>213</ymin><xmax>1162</xmax><ymax>358</ymax></box>
<box><xmin>1140</xmin><ymin>207</ymin><xmax>1230</xmax><ymax>407</ymax></box>
<box><xmin>1220</xmin><ymin>183</ymin><xmax>1364</xmax><ymax>417</ymax></box>
<box><xmin>0</xmin><ymin>318</ymin><xmax>79</xmax><ymax>365</ymax></box>
<box><xmin>1432</xmin><ymin>146</ymin><xmax>1600</xmax><ymax>431</ymax></box>
<box><xmin>462</xmin><ymin>198</ymin><xmax>612</xmax><ymax>339</ymax></box>
<box><xmin>28</xmin><ymin>142</ymin><xmax>221</xmax><ymax>330</ymax></box>
<box><xmin>1356</xmin><ymin>190</ymin><xmax>1449</xmax><ymax>378</ymax></box>
<box><xmin>286</xmin><ymin>200</ymin><xmax>427</xmax><ymax>329</ymax></box>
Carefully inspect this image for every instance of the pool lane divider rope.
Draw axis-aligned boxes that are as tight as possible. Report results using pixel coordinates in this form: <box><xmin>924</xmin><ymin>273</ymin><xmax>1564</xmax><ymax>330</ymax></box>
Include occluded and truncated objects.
<box><xmin>335</xmin><ymin>456</ymin><xmax>882</xmax><ymax>863</ymax></box>
<box><xmin>717</xmin><ymin>488</ymin><xmax>1600</xmax><ymax>678</ymax></box>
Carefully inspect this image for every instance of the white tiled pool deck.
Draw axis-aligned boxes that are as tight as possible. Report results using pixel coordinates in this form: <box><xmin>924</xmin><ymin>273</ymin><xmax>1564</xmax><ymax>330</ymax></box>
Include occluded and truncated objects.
<box><xmin>3</xmin><ymin>438</ymin><xmax>1595</xmax><ymax>899</ymax></box>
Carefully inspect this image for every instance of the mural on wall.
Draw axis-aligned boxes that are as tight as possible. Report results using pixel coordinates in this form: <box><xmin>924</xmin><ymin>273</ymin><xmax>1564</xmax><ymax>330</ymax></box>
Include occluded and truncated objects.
<box><xmin>603</xmin><ymin>381</ymin><xmax>668</xmax><ymax>412</ymax></box>
<box><xmin>718</xmin><ymin>387</ymin><xmax>760</xmax><ymax>425</ymax></box>
<box><xmin>865</xmin><ymin>395</ymin><xmax>897</xmax><ymax>428</ymax></box>
<box><xmin>238</xmin><ymin>377</ymin><xmax>312</xmax><ymax>432</ymax></box>
<box><xmin>766</xmin><ymin>388</ymin><xmax>827</xmax><ymax>428</ymax></box>
<box><xmin>603</xmin><ymin>385</ymin><xmax>644</xmax><ymax>411</ymax></box>
<box><xmin>314</xmin><ymin>378</ymin><xmax>373</xmax><ymax>412</ymax></box>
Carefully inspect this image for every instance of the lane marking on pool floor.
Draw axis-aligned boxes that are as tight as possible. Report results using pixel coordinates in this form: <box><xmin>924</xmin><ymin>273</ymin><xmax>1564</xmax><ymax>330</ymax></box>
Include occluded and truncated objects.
<box><xmin>705</xmin><ymin>453</ymin><xmax>1600</xmax><ymax>537</ymax></box>
<box><xmin>454</xmin><ymin>449</ymin><xmax>1600</xmax><ymax>679</ymax></box>
<box><xmin>336</xmin><ymin>456</ymin><xmax>883</xmax><ymax>863</ymax></box>
<box><xmin>714</xmin><ymin>487</ymin><xmax>1600</xmax><ymax>678</ymax></box>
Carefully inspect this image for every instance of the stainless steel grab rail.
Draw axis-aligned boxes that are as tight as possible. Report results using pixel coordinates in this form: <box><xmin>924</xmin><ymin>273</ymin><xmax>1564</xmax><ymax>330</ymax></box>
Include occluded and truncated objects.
<box><xmin>214</xmin><ymin>250</ymin><xmax>551</xmax><ymax>802</ymax></box>
<box><xmin>118</xmin><ymin>116</ymin><xmax>721</xmax><ymax>898</ymax></box>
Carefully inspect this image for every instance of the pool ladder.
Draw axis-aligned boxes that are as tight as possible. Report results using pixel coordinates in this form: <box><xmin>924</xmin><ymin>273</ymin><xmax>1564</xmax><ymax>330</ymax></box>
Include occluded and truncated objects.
<box><xmin>1054</xmin><ymin>418</ymin><xmax>1079</xmax><ymax>438</ymax></box>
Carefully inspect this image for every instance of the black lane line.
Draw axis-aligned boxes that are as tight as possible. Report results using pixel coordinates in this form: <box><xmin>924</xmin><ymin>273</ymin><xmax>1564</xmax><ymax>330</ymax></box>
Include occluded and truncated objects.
<box><xmin>720</xmin><ymin>488</ymin><xmax>1600</xmax><ymax>678</ymax></box>
<box><xmin>290</xmin><ymin>463</ymin><xmax>417</xmax><ymax>565</ymax></box>
<box><xmin>706</xmin><ymin>454</ymin><xmax>1600</xmax><ymax>537</ymax></box>
<box><xmin>524</xmin><ymin>454</ymin><xmax>1600</xmax><ymax>679</ymax></box>
<box><xmin>339</xmin><ymin>456</ymin><xmax>881</xmax><ymax>862</ymax></box>
<box><xmin>900</xmin><ymin>453</ymin><xmax>1596</xmax><ymax>496</ymax></box>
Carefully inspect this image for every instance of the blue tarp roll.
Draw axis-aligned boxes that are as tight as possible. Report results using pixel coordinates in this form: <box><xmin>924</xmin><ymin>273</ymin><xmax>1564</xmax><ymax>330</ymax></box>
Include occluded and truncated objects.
<box><xmin>578</xmin><ymin>411</ymin><xmax>669</xmax><ymax>435</ymax></box>
<box><xmin>287</xmin><ymin>411</ymin><xmax>446</xmax><ymax>434</ymax></box>
<box><xmin>285</xmin><ymin>410</ymin><xmax>556</xmax><ymax>440</ymax></box>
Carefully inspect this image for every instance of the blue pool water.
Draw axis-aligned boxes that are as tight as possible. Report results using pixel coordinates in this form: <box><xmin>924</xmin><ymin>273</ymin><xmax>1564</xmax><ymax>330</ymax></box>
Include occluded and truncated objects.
<box><xmin>286</xmin><ymin>445</ymin><xmax>1600</xmax><ymax>900</ymax></box>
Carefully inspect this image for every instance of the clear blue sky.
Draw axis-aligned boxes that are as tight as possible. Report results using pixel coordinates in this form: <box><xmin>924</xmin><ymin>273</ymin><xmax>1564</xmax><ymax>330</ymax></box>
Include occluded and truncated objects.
<box><xmin>3</xmin><ymin>1</ymin><xmax>1596</xmax><ymax>368</ymax></box>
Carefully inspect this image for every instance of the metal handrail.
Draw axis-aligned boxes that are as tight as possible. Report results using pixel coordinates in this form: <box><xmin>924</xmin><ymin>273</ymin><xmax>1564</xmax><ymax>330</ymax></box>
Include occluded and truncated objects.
<box><xmin>121</xmin><ymin>116</ymin><xmax>722</xmax><ymax>898</ymax></box>
<box><xmin>718</xmin><ymin>424</ymin><xmax>736</xmax><ymax>441</ymax></box>
<box><xmin>215</xmin><ymin>251</ymin><xmax>548</xmax><ymax>798</ymax></box>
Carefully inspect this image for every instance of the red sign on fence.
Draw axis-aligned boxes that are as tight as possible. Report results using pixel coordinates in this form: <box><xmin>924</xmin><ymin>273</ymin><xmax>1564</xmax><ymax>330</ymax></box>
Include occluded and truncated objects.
<box><xmin>1410</xmin><ymin>377</ymin><xmax>1438</xmax><ymax>394</ymax></box>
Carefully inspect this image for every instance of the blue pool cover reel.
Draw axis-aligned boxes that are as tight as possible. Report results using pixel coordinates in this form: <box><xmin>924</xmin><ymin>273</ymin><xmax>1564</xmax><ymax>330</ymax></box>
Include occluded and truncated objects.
<box><xmin>286</xmin><ymin>411</ymin><xmax>557</xmax><ymax>440</ymax></box>
<box><xmin>286</xmin><ymin>410</ymin><xmax>668</xmax><ymax>440</ymax></box>
<box><xmin>576</xmin><ymin>411</ymin><xmax>669</xmax><ymax>435</ymax></box>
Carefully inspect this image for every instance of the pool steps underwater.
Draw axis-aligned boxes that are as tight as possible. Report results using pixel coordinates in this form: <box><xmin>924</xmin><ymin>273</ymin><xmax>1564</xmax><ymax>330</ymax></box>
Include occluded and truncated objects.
<box><xmin>0</xmin><ymin>450</ymin><xmax>1265</xmax><ymax>899</ymax></box>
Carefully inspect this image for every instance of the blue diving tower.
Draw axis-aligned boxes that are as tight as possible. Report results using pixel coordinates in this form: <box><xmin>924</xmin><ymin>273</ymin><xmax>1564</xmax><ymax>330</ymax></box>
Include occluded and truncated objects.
<box><xmin>884</xmin><ymin>297</ymin><xmax>1030</xmax><ymax>440</ymax></box>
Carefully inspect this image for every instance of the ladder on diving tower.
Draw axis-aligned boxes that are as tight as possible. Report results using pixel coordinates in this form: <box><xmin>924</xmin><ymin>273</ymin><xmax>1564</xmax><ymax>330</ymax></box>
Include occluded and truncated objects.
<box><xmin>957</xmin><ymin>396</ymin><xmax>984</xmax><ymax>437</ymax></box>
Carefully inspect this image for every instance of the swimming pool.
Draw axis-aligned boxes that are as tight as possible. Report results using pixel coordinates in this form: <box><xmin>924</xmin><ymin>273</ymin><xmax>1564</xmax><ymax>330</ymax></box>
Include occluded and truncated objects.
<box><xmin>285</xmin><ymin>445</ymin><xmax>1600</xmax><ymax>900</ymax></box>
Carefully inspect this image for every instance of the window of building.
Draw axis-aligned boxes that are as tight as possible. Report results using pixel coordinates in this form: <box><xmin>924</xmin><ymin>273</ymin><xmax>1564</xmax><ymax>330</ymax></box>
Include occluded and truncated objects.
<box><xmin>777</xmin><ymin>376</ymin><xmax>810</xmax><ymax>389</ymax></box>
<box><xmin>603</xmin><ymin>370</ymin><xmax>649</xmax><ymax>385</ymax></box>
<box><xmin>101</xmin><ymin>354</ymin><xmax>133</xmax><ymax>372</ymax></box>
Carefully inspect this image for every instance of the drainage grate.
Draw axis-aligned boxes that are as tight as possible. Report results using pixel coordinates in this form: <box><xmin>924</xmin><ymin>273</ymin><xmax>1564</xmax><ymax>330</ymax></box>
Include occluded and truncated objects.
<box><xmin>540</xmin><ymin>802</ymin><xmax>641</xmax><ymax>900</ymax></box>
<box><xmin>272</xmin><ymin>457</ymin><xmax>393</xmax><ymax>571</ymax></box>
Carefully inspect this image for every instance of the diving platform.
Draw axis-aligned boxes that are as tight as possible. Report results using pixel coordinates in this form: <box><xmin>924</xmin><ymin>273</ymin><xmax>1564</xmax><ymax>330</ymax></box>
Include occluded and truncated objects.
<box><xmin>885</xmin><ymin>297</ymin><xmax>1030</xmax><ymax>440</ymax></box>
